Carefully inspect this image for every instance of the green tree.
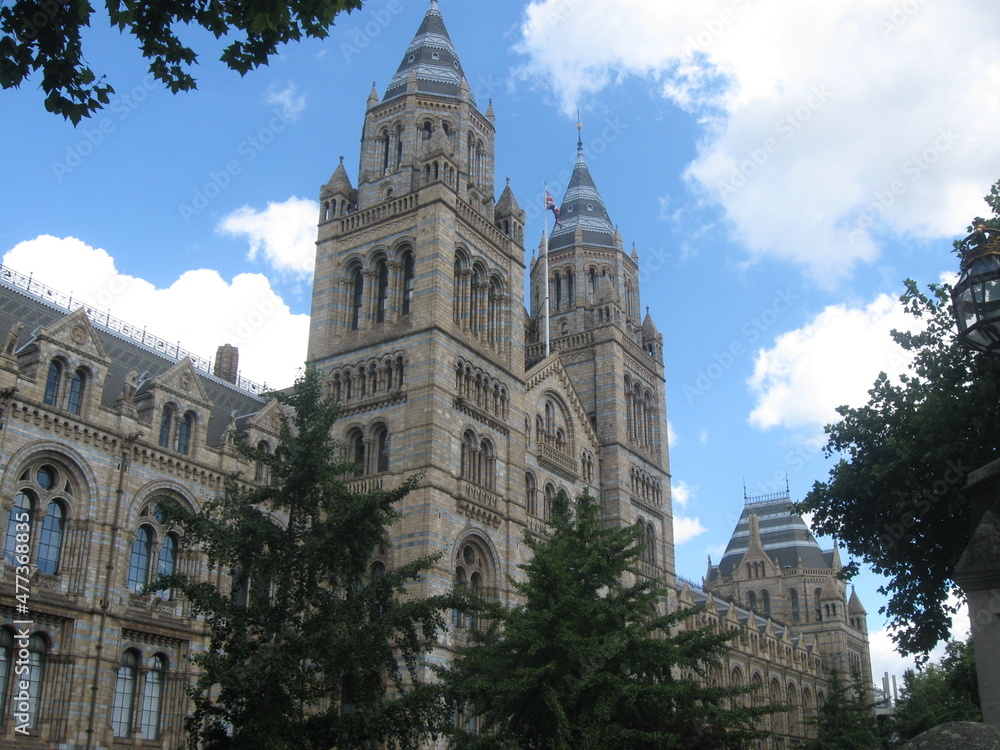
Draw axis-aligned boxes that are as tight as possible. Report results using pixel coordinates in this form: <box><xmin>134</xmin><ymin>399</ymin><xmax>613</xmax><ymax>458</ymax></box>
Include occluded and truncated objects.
<box><xmin>800</xmin><ymin>181</ymin><xmax>1000</xmax><ymax>658</ymax></box>
<box><xmin>803</xmin><ymin>670</ymin><xmax>881</xmax><ymax>750</ymax></box>
<box><xmin>0</xmin><ymin>0</ymin><xmax>363</xmax><ymax>123</ymax></box>
<box><xmin>157</xmin><ymin>367</ymin><xmax>453</xmax><ymax>750</ymax></box>
<box><xmin>440</xmin><ymin>491</ymin><xmax>768</xmax><ymax>750</ymax></box>
<box><xmin>892</xmin><ymin>639</ymin><xmax>981</xmax><ymax>743</ymax></box>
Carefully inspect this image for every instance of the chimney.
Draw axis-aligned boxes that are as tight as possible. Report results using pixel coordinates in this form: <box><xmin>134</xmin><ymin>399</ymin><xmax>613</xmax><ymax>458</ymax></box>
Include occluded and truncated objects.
<box><xmin>214</xmin><ymin>344</ymin><xmax>239</xmax><ymax>384</ymax></box>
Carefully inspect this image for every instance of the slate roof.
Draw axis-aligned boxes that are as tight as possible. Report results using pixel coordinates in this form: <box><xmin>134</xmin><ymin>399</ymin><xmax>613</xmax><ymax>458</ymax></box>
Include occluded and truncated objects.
<box><xmin>549</xmin><ymin>138</ymin><xmax>616</xmax><ymax>251</ymax></box>
<box><xmin>0</xmin><ymin>272</ymin><xmax>268</xmax><ymax>448</ymax></box>
<box><xmin>383</xmin><ymin>0</ymin><xmax>469</xmax><ymax>102</ymax></box>
<box><xmin>710</xmin><ymin>494</ymin><xmax>832</xmax><ymax>580</ymax></box>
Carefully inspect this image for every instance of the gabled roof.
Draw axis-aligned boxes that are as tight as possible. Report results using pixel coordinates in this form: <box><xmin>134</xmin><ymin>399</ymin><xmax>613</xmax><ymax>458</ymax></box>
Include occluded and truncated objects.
<box><xmin>549</xmin><ymin>134</ymin><xmax>615</xmax><ymax>251</ymax></box>
<box><xmin>0</xmin><ymin>274</ymin><xmax>267</xmax><ymax>448</ymax></box>
<box><xmin>383</xmin><ymin>1</ymin><xmax>468</xmax><ymax>102</ymax></box>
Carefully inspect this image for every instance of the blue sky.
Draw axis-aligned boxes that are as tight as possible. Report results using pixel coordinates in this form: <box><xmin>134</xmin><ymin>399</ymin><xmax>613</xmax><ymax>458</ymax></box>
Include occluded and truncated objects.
<box><xmin>3</xmin><ymin>0</ymin><xmax>998</xmax><ymax>682</ymax></box>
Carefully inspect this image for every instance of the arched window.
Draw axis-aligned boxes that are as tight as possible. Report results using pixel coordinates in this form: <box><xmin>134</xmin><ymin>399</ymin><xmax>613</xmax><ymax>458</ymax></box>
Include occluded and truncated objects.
<box><xmin>128</xmin><ymin>526</ymin><xmax>153</xmax><ymax>594</ymax></box>
<box><xmin>461</xmin><ymin>430</ymin><xmax>477</xmax><ymax>483</ymax></box>
<box><xmin>157</xmin><ymin>533</ymin><xmax>178</xmax><ymax>599</ymax></box>
<box><xmin>761</xmin><ymin>589</ymin><xmax>771</xmax><ymax>617</ymax></box>
<box><xmin>348</xmin><ymin>429</ymin><xmax>365</xmax><ymax>477</ymax></box>
<box><xmin>479</xmin><ymin>437</ymin><xmax>495</xmax><ymax>491</ymax></box>
<box><xmin>376</xmin><ymin>259</ymin><xmax>389</xmax><ymax>323</ymax></box>
<box><xmin>543</xmin><ymin>482</ymin><xmax>556</xmax><ymax>521</ymax></box>
<box><xmin>112</xmin><ymin>649</ymin><xmax>139</xmax><ymax>736</ymax></box>
<box><xmin>176</xmin><ymin>411</ymin><xmax>195</xmax><ymax>454</ymax></box>
<box><xmin>814</xmin><ymin>588</ymin><xmax>823</xmax><ymax>622</ymax></box>
<box><xmin>747</xmin><ymin>591</ymin><xmax>757</xmax><ymax>611</ymax></box>
<box><xmin>43</xmin><ymin>359</ymin><xmax>62</xmax><ymax>406</ymax></box>
<box><xmin>36</xmin><ymin>500</ymin><xmax>65</xmax><ymax>575</ymax></box>
<box><xmin>3</xmin><ymin>490</ymin><xmax>33</xmax><ymax>565</ymax></box>
<box><xmin>381</xmin><ymin>129</ymin><xmax>390</xmax><ymax>172</ymax></box>
<box><xmin>373</xmin><ymin>423</ymin><xmax>390</xmax><ymax>473</ymax></box>
<box><xmin>140</xmin><ymin>654</ymin><xmax>166</xmax><ymax>739</ymax></box>
<box><xmin>21</xmin><ymin>633</ymin><xmax>46</xmax><ymax>729</ymax></box>
<box><xmin>67</xmin><ymin>368</ymin><xmax>86</xmax><ymax>414</ymax></box>
<box><xmin>158</xmin><ymin>405</ymin><xmax>174</xmax><ymax>448</ymax></box>
<box><xmin>402</xmin><ymin>252</ymin><xmax>415</xmax><ymax>316</ymax></box>
<box><xmin>350</xmin><ymin>266</ymin><xmax>364</xmax><ymax>330</ymax></box>
<box><xmin>525</xmin><ymin>472</ymin><xmax>537</xmax><ymax>517</ymax></box>
<box><xmin>554</xmin><ymin>274</ymin><xmax>562</xmax><ymax>310</ymax></box>
<box><xmin>790</xmin><ymin>588</ymin><xmax>800</xmax><ymax>622</ymax></box>
<box><xmin>588</xmin><ymin>267</ymin><xmax>597</xmax><ymax>295</ymax></box>
<box><xmin>646</xmin><ymin>522</ymin><xmax>656</xmax><ymax>565</ymax></box>
<box><xmin>255</xmin><ymin>441</ymin><xmax>272</xmax><ymax>484</ymax></box>
<box><xmin>453</xmin><ymin>538</ymin><xmax>491</xmax><ymax>629</ymax></box>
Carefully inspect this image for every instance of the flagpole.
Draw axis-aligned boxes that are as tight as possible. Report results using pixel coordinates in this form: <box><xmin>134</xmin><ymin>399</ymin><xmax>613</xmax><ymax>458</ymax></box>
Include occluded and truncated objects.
<box><xmin>543</xmin><ymin>181</ymin><xmax>551</xmax><ymax>358</ymax></box>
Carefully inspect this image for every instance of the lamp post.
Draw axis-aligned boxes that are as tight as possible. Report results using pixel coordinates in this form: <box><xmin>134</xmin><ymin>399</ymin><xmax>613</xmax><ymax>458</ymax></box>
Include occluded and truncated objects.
<box><xmin>950</xmin><ymin>224</ymin><xmax>1000</xmax><ymax>728</ymax></box>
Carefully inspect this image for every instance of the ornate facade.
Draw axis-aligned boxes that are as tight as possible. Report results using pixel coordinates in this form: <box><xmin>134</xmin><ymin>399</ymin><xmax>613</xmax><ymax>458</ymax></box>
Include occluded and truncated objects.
<box><xmin>0</xmin><ymin>2</ymin><xmax>869</xmax><ymax>747</ymax></box>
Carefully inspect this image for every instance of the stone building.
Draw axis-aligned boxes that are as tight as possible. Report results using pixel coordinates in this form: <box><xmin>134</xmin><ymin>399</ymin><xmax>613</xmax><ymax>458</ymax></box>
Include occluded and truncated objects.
<box><xmin>0</xmin><ymin>2</ymin><xmax>869</xmax><ymax>747</ymax></box>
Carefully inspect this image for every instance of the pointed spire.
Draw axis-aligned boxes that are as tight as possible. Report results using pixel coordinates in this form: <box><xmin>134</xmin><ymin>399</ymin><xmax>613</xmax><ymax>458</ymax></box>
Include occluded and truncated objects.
<box><xmin>367</xmin><ymin>81</ymin><xmax>378</xmax><ymax>109</ymax></box>
<box><xmin>631</xmin><ymin>242</ymin><xmax>639</xmax><ymax>261</ymax></box>
<box><xmin>322</xmin><ymin>156</ymin><xmax>354</xmax><ymax>197</ymax></box>
<box><xmin>642</xmin><ymin>306</ymin><xmax>660</xmax><ymax>337</ymax></box>
<box><xmin>549</xmin><ymin>123</ymin><xmax>615</xmax><ymax>251</ymax></box>
<box><xmin>383</xmin><ymin>0</ymin><xmax>467</xmax><ymax>102</ymax></box>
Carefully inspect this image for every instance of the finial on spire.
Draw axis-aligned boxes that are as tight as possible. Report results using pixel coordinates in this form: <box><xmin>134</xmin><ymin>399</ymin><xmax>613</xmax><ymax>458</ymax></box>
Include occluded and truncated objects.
<box><xmin>576</xmin><ymin>112</ymin><xmax>583</xmax><ymax>150</ymax></box>
<box><xmin>506</xmin><ymin>177</ymin><xmax>510</xmax><ymax>185</ymax></box>
<box><xmin>339</xmin><ymin>155</ymin><xmax>344</xmax><ymax>163</ymax></box>
<box><xmin>429</xmin><ymin>0</ymin><xmax>439</xmax><ymax>10</ymax></box>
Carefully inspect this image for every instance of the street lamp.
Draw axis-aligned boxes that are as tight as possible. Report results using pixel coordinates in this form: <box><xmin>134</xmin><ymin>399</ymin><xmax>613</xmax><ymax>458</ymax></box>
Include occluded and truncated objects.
<box><xmin>948</xmin><ymin>223</ymin><xmax>1000</xmax><ymax>728</ymax></box>
<box><xmin>951</xmin><ymin>225</ymin><xmax>1000</xmax><ymax>353</ymax></box>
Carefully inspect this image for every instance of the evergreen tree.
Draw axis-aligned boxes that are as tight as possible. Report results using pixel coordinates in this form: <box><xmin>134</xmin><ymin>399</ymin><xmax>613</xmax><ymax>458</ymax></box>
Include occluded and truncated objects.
<box><xmin>157</xmin><ymin>367</ymin><xmax>453</xmax><ymax>750</ymax></box>
<box><xmin>892</xmin><ymin>639</ymin><xmax>981</xmax><ymax>743</ymax></box>
<box><xmin>803</xmin><ymin>670</ymin><xmax>880</xmax><ymax>750</ymax></box>
<box><xmin>440</xmin><ymin>491</ymin><xmax>768</xmax><ymax>750</ymax></box>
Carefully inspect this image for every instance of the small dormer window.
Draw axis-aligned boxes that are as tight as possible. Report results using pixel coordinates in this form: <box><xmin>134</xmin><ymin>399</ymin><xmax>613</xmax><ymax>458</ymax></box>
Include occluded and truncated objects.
<box><xmin>587</xmin><ymin>204</ymin><xmax>594</xmax><ymax>211</ymax></box>
<box><xmin>431</xmin><ymin>52</ymin><xmax>440</xmax><ymax>60</ymax></box>
<box><xmin>408</xmin><ymin>55</ymin><xmax>415</xmax><ymax>62</ymax></box>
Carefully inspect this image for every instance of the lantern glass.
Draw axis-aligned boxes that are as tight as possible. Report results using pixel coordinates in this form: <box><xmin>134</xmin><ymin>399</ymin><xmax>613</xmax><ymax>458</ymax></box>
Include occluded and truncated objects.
<box><xmin>952</xmin><ymin>250</ymin><xmax>1000</xmax><ymax>353</ymax></box>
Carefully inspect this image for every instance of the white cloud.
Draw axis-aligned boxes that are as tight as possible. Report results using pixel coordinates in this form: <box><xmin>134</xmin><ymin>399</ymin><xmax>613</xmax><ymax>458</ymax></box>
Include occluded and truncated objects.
<box><xmin>674</xmin><ymin>515</ymin><xmax>708</xmax><ymax>545</ymax></box>
<box><xmin>3</xmin><ymin>235</ymin><xmax>309</xmax><ymax>389</ymax></box>
<box><xmin>667</xmin><ymin>418</ymin><xmax>679</xmax><ymax>447</ymax></box>
<box><xmin>264</xmin><ymin>83</ymin><xmax>307</xmax><ymax>122</ymax></box>
<box><xmin>218</xmin><ymin>196</ymin><xmax>319</xmax><ymax>277</ymax></box>
<box><xmin>672</xmin><ymin>478</ymin><xmax>694</xmax><ymax>509</ymax></box>
<box><xmin>746</xmin><ymin>292</ymin><xmax>920</xmax><ymax>431</ymax></box>
<box><xmin>671</xmin><ymin>479</ymin><xmax>707</xmax><ymax>544</ymax></box>
<box><xmin>517</xmin><ymin>0</ymin><xmax>998</xmax><ymax>283</ymax></box>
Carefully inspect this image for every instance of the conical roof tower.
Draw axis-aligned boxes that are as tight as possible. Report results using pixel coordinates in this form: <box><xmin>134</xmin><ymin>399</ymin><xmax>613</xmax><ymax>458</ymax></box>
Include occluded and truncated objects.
<box><xmin>383</xmin><ymin>0</ymin><xmax>468</xmax><ymax>102</ymax></box>
<box><xmin>548</xmin><ymin>129</ymin><xmax>615</xmax><ymax>251</ymax></box>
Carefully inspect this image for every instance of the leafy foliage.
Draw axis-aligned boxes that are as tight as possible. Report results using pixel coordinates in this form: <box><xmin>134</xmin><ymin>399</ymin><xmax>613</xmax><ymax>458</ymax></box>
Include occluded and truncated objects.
<box><xmin>801</xmin><ymin>181</ymin><xmax>1000</xmax><ymax>657</ymax></box>
<box><xmin>157</xmin><ymin>367</ymin><xmax>452</xmax><ymax>750</ymax></box>
<box><xmin>802</xmin><ymin>670</ymin><xmax>881</xmax><ymax>750</ymax></box>
<box><xmin>0</xmin><ymin>0</ymin><xmax>363</xmax><ymax>123</ymax></box>
<box><xmin>892</xmin><ymin>639</ymin><xmax>981</xmax><ymax>743</ymax></box>
<box><xmin>439</xmin><ymin>491</ymin><xmax>768</xmax><ymax>750</ymax></box>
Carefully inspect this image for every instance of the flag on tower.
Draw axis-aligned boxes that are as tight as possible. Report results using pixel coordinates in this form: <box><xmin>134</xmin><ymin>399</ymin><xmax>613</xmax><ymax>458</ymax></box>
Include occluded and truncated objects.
<box><xmin>545</xmin><ymin>191</ymin><xmax>562</xmax><ymax>227</ymax></box>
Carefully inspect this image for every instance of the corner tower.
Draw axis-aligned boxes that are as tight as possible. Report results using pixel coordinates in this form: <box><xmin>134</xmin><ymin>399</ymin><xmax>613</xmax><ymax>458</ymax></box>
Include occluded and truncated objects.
<box><xmin>528</xmin><ymin>133</ymin><xmax>674</xmax><ymax>587</ymax></box>
<box><xmin>307</xmin><ymin>1</ymin><xmax>528</xmax><ymax>625</ymax></box>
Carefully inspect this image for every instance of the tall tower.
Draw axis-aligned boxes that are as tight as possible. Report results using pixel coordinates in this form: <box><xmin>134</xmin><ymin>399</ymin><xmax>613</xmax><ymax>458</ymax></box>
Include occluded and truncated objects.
<box><xmin>307</xmin><ymin>0</ymin><xmax>531</xmax><ymax>622</ymax></box>
<box><xmin>527</xmin><ymin>131</ymin><xmax>674</xmax><ymax>587</ymax></box>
